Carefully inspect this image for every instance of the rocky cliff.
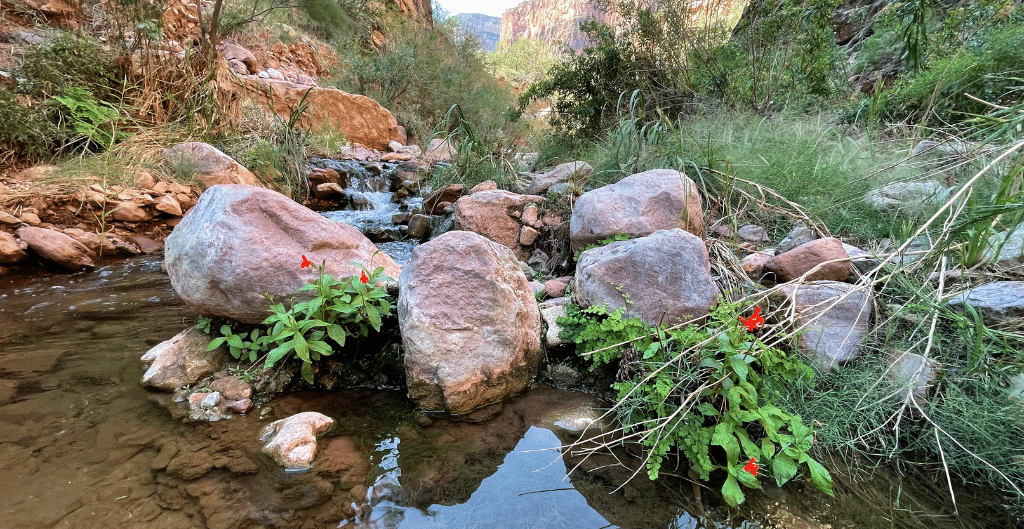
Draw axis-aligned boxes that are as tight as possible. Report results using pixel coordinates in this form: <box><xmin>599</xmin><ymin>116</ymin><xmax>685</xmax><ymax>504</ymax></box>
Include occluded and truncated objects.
<box><xmin>386</xmin><ymin>0</ymin><xmax>433</xmax><ymax>27</ymax></box>
<box><xmin>452</xmin><ymin>13</ymin><xmax>502</xmax><ymax>52</ymax></box>
<box><xmin>499</xmin><ymin>0</ymin><xmax>615</xmax><ymax>52</ymax></box>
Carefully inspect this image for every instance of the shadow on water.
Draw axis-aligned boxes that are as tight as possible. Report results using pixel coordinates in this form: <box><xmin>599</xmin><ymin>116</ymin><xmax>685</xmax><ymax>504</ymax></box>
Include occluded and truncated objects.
<box><xmin>0</xmin><ymin>256</ymin><xmax>1019</xmax><ymax>529</ymax></box>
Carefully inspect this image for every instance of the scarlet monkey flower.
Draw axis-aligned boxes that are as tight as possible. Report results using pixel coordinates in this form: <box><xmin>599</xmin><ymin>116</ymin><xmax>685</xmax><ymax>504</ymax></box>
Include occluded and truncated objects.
<box><xmin>738</xmin><ymin>306</ymin><xmax>764</xmax><ymax>332</ymax></box>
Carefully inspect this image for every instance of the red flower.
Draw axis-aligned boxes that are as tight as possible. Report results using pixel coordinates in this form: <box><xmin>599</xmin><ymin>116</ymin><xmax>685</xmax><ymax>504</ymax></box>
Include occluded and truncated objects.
<box><xmin>743</xmin><ymin>457</ymin><xmax>759</xmax><ymax>477</ymax></box>
<box><xmin>300</xmin><ymin>255</ymin><xmax>312</xmax><ymax>269</ymax></box>
<box><xmin>360</xmin><ymin>270</ymin><xmax>369</xmax><ymax>284</ymax></box>
<box><xmin>738</xmin><ymin>306</ymin><xmax>764</xmax><ymax>332</ymax></box>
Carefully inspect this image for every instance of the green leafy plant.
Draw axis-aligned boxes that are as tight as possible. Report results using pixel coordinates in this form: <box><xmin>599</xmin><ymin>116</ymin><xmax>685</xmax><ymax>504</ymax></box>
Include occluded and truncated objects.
<box><xmin>52</xmin><ymin>86</ymin><xmax>127</xmax><ymax>152</ymax></box>
<box><xmin>558</xmin><ymin>301</ymin><xmax>831</xmax><ymax>506</ymax></box>
<box><xmin>573</xmin><ymin>233</ymin><xmax>631</xmax><ymax>261</ymax></box>
<box><xmin>199</xmin><ymin>258</ymin><xmax>394</xmax><ymax>385</ymax></box>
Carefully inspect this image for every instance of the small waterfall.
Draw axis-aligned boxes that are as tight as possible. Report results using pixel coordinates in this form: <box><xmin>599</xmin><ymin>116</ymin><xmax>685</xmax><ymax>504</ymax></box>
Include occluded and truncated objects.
<box><xmin>311</xmin><ymin>158</ymin><xmax>430</xmax><ymax>266</ymax></box>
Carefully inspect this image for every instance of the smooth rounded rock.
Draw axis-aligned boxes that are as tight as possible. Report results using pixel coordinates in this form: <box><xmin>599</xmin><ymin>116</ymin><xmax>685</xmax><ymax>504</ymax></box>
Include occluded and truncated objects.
<box><xmin>164</xmin><ymin>185</ymin><xmax>400</xmax><ymax>324</ymax></box>
<box><xmin>570</xmin><ymin>169</ymin><xmax>704</xmax><ymax>252</ymax></box>
<box><xmin>573</xmin><ymin>229</ymin><xmax>719</xmax><ymax>326</ymax></box>
<box><xmin>398</xmin><ymin>231</ymin><xmax>542</xmax><ymax>415</ymax></box>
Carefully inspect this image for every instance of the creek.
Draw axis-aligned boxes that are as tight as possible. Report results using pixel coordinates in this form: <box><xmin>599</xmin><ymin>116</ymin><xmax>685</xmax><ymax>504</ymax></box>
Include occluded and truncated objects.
<box><xmin>0</xmin><ymin>160</ymin><xmax>1015</xmax><ymax>529</ymax></box>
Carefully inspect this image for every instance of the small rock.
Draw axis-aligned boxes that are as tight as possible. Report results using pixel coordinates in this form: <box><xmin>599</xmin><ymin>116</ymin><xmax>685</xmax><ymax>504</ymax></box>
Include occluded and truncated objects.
<box><xmin>947</xmin><ymin>281</ymin><xmax>1024</xmax><ymax>324</ymax></box>
<box><xmin>155</xmin><ymin>194</ymin><xmax>183</xmax><ymax>216</ymax></box>
<box><xmin>128</xmin><ymin>235</ymin><xmax>161</xmax><ymax>254</ymax></box>
<box><xmin>470</xmin><ymin>180</ymin><xmax>498</xmax><ymax>194</ymax></box>
<box><xmin>140</xmin><ymin>327</ymin><xmax>228</xmax><ymax>391</ymax></box>
<box><xmin>135</xmin><ymin>171</ymin><xmax>158</xmax><ymax>190</ymax></box>
<box><xmin>776</xmin><ymin>281</ymin><xmax>873</xmax><ymax>370</ymax></box>
<box><xmin>406</xmin><ymin>214</ymin><xmax>431</xmax><ymax>238</ymax></box>
<box><xmin>110</xmin><ymin>201</ymin><xmax>152</xmax><ymax>222</ymax></box>
<box><xmin>19</xmin><ymin>211</ymin><xmax>41</xmax><ymax>226</ymax></box>
<box><xmin>776</xmin><ymin>221</ymin><xmax>817</xmax><ymax>254</ymax></box>
<box><xmin>544</xmin><ymin>364</ymin><xmax>581</xmax><ymax>388</ymax></box>
<box><xmin>521</xmin><ymin>204</ymin><xmax>540</xmax><ymax>227</ymax></box>
<box><xmin>539</xmin><ymin>298</ymin><xmax>570</xmax><ymax>346</ymax></box>
<box><xmin>543</xmin><ymin>278</ymin><xmax>568</xmax><ymax>298</ymax></box>
<box><xmin>15</xmin><ymin>226</ymin><xmax>95</xmax><ymax>270</ymax></box>
<box><xmin>525</xmin><ymin>161</ymin><xmax>592</xmax><ymax>195</ymax></box>
<box><xmin>260</xmin><ymin>412</ymin><xmax>335</xmax><ymax>469</ymax></box>
<box><xmin>210</xmin><ymin>375</ymin><xmax>253</xmax><ymax>400</ymax></box>
<box><xmin>737</xmin><ymin>224</ymin><xmax>770</xmax><ymax>243</ymax></box>
<box><xmin>0</xmin><ymin>211</ymin><xmax>22</xmax><ymax>226</ymax></box>
<box><xmin>0</xmin><ymin>231</ymin><xmax>28</xmax><ymax>265</ymax></box>
<box><xmin>520</xmin><ymin>225</ymin><xmax>539</xmax><ymax>246</ymax></box>
<box><xmin>767</xmin><ymin>237</ymin><xmax>851</xmax><ymax>283</ymax></box>
<box><xmin>885</xmin><ymin>351</ymin><xmax>941</xmax><ymax>400</ymax></box>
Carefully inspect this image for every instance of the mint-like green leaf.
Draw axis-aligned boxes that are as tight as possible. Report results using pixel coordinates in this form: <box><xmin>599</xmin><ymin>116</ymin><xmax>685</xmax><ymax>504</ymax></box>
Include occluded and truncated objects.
<box><xmin>721</xmin><ymin>475</ymin><xmax>745</xmax><ymax>507</ymax></box>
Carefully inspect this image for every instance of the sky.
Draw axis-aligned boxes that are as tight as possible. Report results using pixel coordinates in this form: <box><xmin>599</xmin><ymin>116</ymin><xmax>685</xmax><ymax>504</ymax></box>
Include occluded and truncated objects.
<box><xmin>436</xmin><ymin>0</ymin><xmax>525</xmax><ymax>17</ymax></box>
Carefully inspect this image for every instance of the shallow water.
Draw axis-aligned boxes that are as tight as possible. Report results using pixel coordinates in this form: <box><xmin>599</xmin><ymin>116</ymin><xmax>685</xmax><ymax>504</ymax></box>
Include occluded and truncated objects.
<box><xmin>0</xmin><ymin>257</ymin><xmax>733</xmax><ymax>529</ymax></box>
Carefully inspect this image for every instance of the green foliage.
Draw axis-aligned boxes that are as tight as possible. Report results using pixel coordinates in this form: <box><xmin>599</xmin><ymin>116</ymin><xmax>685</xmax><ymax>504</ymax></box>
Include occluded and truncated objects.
<box><xmin>573</xmin><ymin>233</ymin><xmax>631</xmax><ymax>261</ymax></box>
<box><xmin>202</xmin><ymin>260</ymin><xmax>394</xmax><ymax>385</ymax></box>
<box><xmin>558</xmin><ymin>301</ymin><xmax>828</xmax><ymax>506</ymax></box>
<box><xmin>0</xmin><ymin>87</ymin><xmax>55</xmax><ymax>162</ymax></box>
<box><xmin>485</xmin><ymin>37</ymin><xmax>561</xmax><ymax>86</ymax></box>
<box><xmin>515</xmin><ymin>0</ymin><xmax>844</xmax><ymax>139</ymax></box>
<box><xmin>335</xmin><ymin>18</ymin><xmax>514</xmax><ymax>144</ymax></box>
<box><xmin>52</xmin><ymin>87</ymin><xmax>128</xmax><ymax>152</ymax></box>
<box><xmin>14</xmin><ymin>32</ymin><xmax>125</xmax><ymax>100</ymax></box>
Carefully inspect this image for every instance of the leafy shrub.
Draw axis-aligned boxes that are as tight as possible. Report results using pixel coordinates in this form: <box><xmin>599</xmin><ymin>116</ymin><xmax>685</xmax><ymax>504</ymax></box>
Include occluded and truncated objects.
<box><xmin>15</xmin><ymin>32</ymin><xmax>125</xmax><ymax>100</ymax></box>
<box><xmin>0</xmin><ymin>87</ymin><xmax>56</xmax><ymax>162</ymax></box>
<box><xmin>558</xmin><ymin>301</ymin><xmax>831</xmax><ymax>506</ymax></box>
<box><xmin>202</xmin><ymin>258</ymin><xmax>394</xmax><ymax>385</ymax></box>
<box><xmin>335</xmin><ymin>17</ymin><xmax>514</xmax><ymax>144</ymax></box>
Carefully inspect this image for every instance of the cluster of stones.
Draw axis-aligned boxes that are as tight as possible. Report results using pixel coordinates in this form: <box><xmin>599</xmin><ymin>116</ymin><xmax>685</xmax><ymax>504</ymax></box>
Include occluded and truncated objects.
<box><xmin>0</xmin><ymin>167</ymin><xmax>200</xmax><ymax>273</ymax></box>
<box><xmin>137</xmin><ymin>144</ymin><xmax>1024</xmax><ymax>469</ymax></box>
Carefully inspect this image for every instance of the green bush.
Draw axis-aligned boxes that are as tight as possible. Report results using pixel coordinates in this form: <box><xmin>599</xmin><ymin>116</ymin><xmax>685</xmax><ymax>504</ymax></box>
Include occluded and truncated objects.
<box><xmin>558</xmin><ymin>301</ymin><xmax>830</xmax><ymax>507</ymax></box>
<box><xmin>0</xmin><ymin>87</ymin><xmax>56</xmax><ymax>162</ymax></box>
<box><xmin>202</xmin><ymin>258</ymin><xmax>395</xmax><ymax>385</ymax></box>
<box><xmin>334</xmin><ymin>18</ymin><xmax>514</xmax><ymax>144</ymax></box>
<box><xmin>15</xmin><ymin>32</ymin><xmax>125</xmax><ymax>100</ymax></box>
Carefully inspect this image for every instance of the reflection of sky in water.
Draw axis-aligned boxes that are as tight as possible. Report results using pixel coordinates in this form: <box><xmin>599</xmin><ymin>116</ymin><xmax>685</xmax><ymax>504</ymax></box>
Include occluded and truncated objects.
<box><xmin>368</xmin><ymin>426</ymin><xmax>615</xmax><ymax>529</ymax></box>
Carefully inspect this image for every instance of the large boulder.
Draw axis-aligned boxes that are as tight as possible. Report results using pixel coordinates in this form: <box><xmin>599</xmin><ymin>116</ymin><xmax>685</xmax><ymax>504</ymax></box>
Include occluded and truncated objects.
<box><xmin>163</xmin><ymin>142</ymin><xmax>260</xmax><ymax>189</ymax></box>
<box><xmin>525</xmin><ymin>161</ymin><xmax>592</xmax><ymax>195</ymax></box>
<box><xmin>398</xmin><ymin>231</ymin><xmax>542</xmax><ymax>415</ymax></box>
<box><xmin>140</xmin><ymin>327</ymin><xmax>228</xmax><ymax>391</ymax></box>
<box><xmin>15</xmin><ymin>226</ymin><xmax>95</xmax><ymax>270</ymax></box>
<box><xmin>947</xmin><ymin>281</ymin><xmax>1024</xmax><ymax>324</ymax></box>
<box><xmin>573</xmin><ymin>229</ymin><xmax>719</xmax><ymax>326</ymax></box>
<box><xmin>570</xmin><ymin>169</ymin><xmax>704</xmax><ymax>252</ymax></box>
<box><xmin>776</xmin><ymin>281</ymin><xmax>873</xmax><ymax>370</ymax></box>
<box><xmin>452</xmin><ymin>189</ymin><xmax>545</xmax><ymax>260</ymax></box>
<box><xmin>767</xmin><ymin>237</ymin><xmax>852</xmax><ymax>283</ymax></box>
<box><xmin>164</xmin><ymin>185</ymin><xmax>401</xmax><ymax>324</ymax></box>
<box><xmin>223</xmin><ymin>72</ymin><xmax>403</xmax><ymax>151</ymax></box>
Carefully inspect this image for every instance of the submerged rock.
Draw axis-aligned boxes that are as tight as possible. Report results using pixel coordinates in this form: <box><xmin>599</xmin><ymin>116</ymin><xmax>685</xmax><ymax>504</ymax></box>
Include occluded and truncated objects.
<box><xmin>260</xmin><ymin>412</ymin><xmax>335</xmax><ymax>469</ymax></box>
<box><xmin>164</xmin><ymin>184</ymin><xmax>400</xmax><ymax>324</ymax></box>
<box><xmin>398</xmin><ymin>231</ymin><xmax>542</xmax><ymax>415</ymax></box>
<box><xmin>573</xmin><ymin>229</ymin><xmax>719</xmax><ymax>326</ymax></box>
<box><xmin>570</xmin><ymin>169</ymin><xmax>704</xmax><ymax>253</ymax></box>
